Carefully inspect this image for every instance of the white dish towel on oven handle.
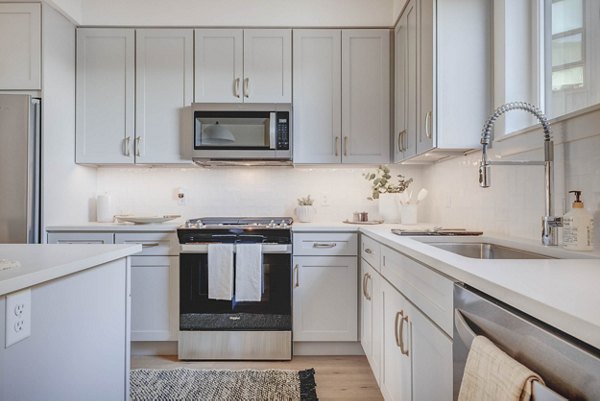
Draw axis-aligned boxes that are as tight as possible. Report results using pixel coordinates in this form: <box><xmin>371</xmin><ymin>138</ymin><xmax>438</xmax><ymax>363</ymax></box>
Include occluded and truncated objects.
<box><xmin>208</xmin><ymin>244</ymin><xmax>234</xmax><ymax>301</ymax></box>
<box><xmin>235</xmin><ymin>244</ymin><xmax>263</xmax><ymax>302</ymax></box>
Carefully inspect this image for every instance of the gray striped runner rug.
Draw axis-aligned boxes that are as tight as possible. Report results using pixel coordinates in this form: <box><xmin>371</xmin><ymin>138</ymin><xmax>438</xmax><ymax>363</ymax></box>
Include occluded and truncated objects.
<box><xmin>130</xmin><ymin>368</ymin><xmax>318</xmax><ymax>401</ymax></box>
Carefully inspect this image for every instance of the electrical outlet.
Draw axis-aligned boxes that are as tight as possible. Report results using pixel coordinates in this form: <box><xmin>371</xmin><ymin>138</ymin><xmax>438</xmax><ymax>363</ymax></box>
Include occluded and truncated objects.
<box><xmin>5</xmin><ymin>288</ymin><xmax>31</xmax><ymax>348</ymax></box>
<box><xmin>176</xmin><ymin>187</ymin><xmax>187</xmax><ymax>206</ymax></box>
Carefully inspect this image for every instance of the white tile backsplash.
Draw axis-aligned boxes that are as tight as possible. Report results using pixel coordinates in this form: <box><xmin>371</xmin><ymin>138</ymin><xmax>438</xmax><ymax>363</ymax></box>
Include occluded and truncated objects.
<box><xmin>422</xmin><ymin>117</ymin><xmax>600</xmax><ymax>248</ymax></box>
<box><xmin>96</xmin><ymin>165</ymin><xmax>424</xmax><ymax>224</ymax></box>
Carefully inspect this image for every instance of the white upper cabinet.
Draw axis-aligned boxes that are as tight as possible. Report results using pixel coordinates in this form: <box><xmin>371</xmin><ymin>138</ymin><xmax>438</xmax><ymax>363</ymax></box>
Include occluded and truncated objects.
<box><xmin>244</xmin><ymin>29</ymin><xmax>292</xmax><ymax>103</ymax></box>
<box><xmin>0</xmin><ymin>3</ymin><xmax>41</xmax><ymax>90</ymax></box>
<box><xmin>194</xmin><ymin>29</ymin><xmax>243</xmax><ymax>103</ymax></box>
<box><xmin>394</xmin><ymin>0</ymin><xmax>418</xmax><ymax>162</ymax></box>
<box><xmin>194</xmin><ymin>29</ymin><xmax>291</xmax><ymax>104</ymax></box>
<box><xmin>76</xmin><ymin>28</ymin><xmax>135</xmax><ymax>164</ymax></box>
<box><xmin>294</xmin><ymin>29</ymin><xmax>391</xmax><ymax>165</ymax></box>
<box><xmin>136</xmin><ymin>29</ymin><xmax>193</xmax><ymax>164</ymax></box>
<box><xmin>394</xmin><ymin>0</ymin><xmax>492</xmax><ymax>163</ymax></box>
<box><xmin>342</xmin><ymin>30</ymin><xmax>390</xmax><ymax>164</ymax></box>
<box><xmin>293</xmin><ymin>30</ymin><xmax>342</xmax><ymax>164</ymax></box>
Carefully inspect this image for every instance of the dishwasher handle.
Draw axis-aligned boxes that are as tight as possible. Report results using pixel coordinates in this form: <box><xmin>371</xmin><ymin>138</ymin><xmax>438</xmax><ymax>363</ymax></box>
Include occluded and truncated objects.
<box><xmin>454</xmin><ymin>309</ymin><xmax>569</xmax><ymax>401</ymax></box>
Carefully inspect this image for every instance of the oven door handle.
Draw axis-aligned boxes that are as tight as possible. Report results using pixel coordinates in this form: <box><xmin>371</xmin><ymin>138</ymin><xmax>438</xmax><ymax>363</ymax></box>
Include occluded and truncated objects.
<box><xmin>180</xmin><ymin>244</ymin><xmax>292</xmax><ymax>254</ymax></box>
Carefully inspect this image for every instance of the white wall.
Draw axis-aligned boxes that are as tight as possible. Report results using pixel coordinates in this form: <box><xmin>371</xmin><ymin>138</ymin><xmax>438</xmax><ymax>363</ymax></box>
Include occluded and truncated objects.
<box><xmin>96</xmin><ymin>165</ymin><xmax>424</xmax><ymax>223</ymax></box>
<box><xmin>42</xmin><ymin>4</ymin><xmax>97</xmax><ymax>229</ymax></box>
<box><xmin>81</xmin><ymin>0</ymin><xmax>394</xmax><ymax>27</ymax></box>
<box><xmin>421</xmin><ymin>107</ymin><xmax>600</xmax><ymax>248</ymax></box>
<box><xmin>45</xmin><ymin>0</ymin><xmax>82</xmax><ymax>23</ymax></box>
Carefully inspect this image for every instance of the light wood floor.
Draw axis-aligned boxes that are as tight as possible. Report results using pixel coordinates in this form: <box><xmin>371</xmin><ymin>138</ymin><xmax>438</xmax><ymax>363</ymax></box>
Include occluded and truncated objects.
<box><xmin>131</xmin><ymin>355</ymin><xmax>384</xmax><ymax>401</ymax></box>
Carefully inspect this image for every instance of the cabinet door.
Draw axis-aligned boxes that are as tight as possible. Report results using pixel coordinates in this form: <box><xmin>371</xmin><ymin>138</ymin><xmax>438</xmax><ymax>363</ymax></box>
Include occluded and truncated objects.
<box><xmin>381</xmin><ymin>280</ymin><xmax>412</xmax><ymax>401</ymax></box>
<box><xmin>394</xmin><ymin>2</ymin><xmax>418</xmax><ymax>162</ymax></box>
<box><xmin>47</xmin><ymin>232</ymin><xmax>114</xmax><ymax>244</ymax></box>
<box><xmin>370</xmin><ymin>268</ymin><xmax>383</xmax><ymax>385</ymax></box>
<box><xmin>136</xmin><ymin>29</ymin><xmax>193</xmax><ymax>164</ymax></box>
<box><xmin>417</xmin><ymin>0</ymin><xmax>435</xmax><ymax>154</ymax></box>
<box><xmin>243</xmin><ymin>29</ymin><xmax>292</xmax><ymax>103</ymax></box>
<box><xmin>293</xmin><ymin>256</ymin><xmax>358</xmax><ymax>342</ymax></box>
<box><xmin>410</xmin><ymin>302</ymin><xmax>453</xmax><ymax>401</ymax></box>
<box><xmin>360</xmin><ymin>258</ymin><xmax>373</xmax><ymax>360</ymax></box>
<box><xmin>0</xmin><ymin>3</ymin><xmax>40</xmax><ymax>90</ymax></box>
<box><xmin>194</xmin><ymin>29</ymin><xmax>243</xmax><ymax>103</ymax></box>
<box><xmin>76</xmin><ymin>28</ymin><xmax>135</xmax><ymax>164</ymax></box>
<box><xmin>292</xmin><ymin>30</ymin><xmax>342</xmax><ymax>164</ymax></box>
<box><xmin>341</xmin><ymin>30</ymin><xmax>390</xmax><ymax>164</ymax></box>
<box><xmin>130</xmin><ymin>256</ymin><xmax>179</xmax><ymax>341</ymax></box>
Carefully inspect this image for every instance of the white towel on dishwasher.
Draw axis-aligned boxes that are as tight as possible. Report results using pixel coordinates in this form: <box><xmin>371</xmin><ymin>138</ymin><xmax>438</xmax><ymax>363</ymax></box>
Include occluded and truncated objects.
<box><xmin>208</xmin><ymin>244</ymin><xmax>234</xmax><ymax>301</ymax></box>
<box><xmin>235</xmin><ymin>244</ymin><xmax>263</xmax><ymax>302</ymax></box>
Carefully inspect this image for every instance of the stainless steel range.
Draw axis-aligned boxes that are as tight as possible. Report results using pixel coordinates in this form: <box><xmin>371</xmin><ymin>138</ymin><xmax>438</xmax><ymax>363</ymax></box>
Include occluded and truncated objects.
<box><xmin>177</xmin><ymin>217</ymin><xmax>293</xmax><ymax>360</ymax></box>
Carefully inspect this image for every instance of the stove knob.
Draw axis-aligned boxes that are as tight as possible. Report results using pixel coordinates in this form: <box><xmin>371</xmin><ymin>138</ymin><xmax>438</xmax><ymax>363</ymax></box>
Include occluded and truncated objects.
<box><xmin>269</xmin><ymin>220</ymin><xmax>276</xmax><ymax>228</ymax></box>
<box><xmin>280</xmin><ymin>220</ymin><xmax>288</xmax><ymax>228</ymax></box>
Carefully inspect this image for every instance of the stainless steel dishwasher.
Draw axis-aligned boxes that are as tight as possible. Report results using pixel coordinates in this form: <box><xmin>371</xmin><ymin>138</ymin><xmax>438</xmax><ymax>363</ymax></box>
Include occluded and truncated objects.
<box><xmin>453</xmin><ymin>283</ymin><xmax>600</xmax><ymax>401</ymax></box>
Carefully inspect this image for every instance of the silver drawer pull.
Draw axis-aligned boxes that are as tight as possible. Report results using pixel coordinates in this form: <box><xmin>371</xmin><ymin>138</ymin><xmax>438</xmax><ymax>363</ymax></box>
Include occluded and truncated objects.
<box><xmin>313</xmin><ymin>243</ymin><xmax>337</xmax><ymax>249</ymax></box>
<box><xmin>141</xmin><ymin>243</ymin><xmax>161</xmax><ymax>248</ymax></box>
<box><xmin>364</xmin><ymin>248</ymin><xmax>373</xmax><ymax>254</ymax></box>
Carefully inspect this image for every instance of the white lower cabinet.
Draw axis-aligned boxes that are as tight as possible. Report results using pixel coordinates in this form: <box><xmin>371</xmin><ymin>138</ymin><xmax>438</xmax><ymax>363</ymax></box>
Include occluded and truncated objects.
<box><xmin>130</xmin><ymin>255</ymin><xmax>178</xmax><ymax>341</ymax></box>
<box><xmin>293</xmin><ymin>256</ymin><xmax>358</xmax><ymax>341</ymax></box>
<box><xmin>381</xmin><ymin>279</ymin><xmax>412</xmax><ymax>401</ymax></box>
<box><xmin>46</xmin><ymin>230</ymin><xmax>179</xmax><ymax>343</ymax></box>
<box><xmin>360</xmin><ymin>235</ymin><xmax>453</xmax><ymax>401</ymax></box>
<box><xmin>410</xmin><ymin>302</ymin><xmax>453</xmax><ymax>401</ymax></box>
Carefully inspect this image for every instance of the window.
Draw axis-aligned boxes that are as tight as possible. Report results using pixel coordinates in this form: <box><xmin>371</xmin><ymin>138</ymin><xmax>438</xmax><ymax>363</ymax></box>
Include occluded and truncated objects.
<box><xmin>494</xmin><ymin>0</ymin><xmax>600</xmax><ymax>135</ymax></box>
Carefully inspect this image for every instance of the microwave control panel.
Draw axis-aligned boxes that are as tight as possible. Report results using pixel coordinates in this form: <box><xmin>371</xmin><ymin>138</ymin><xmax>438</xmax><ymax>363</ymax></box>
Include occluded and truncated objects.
<box><xmin>276</xmin><ymin>112</ymin><xmax>290</xmax><ymax>150</ymax></box>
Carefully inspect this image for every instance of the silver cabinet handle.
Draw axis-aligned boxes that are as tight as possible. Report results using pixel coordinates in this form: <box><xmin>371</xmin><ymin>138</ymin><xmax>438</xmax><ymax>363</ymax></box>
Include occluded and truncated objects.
<box><xmin>397</xmin><ymin>131</ymin><xmax>403</xmax><ymax>152</ymax></box>
<box><xmin>335</xmin><ymin>136</ymin><xmax>340</xmax><ymax>157</ymax></box>
<box><xmin>425</xmin><ymin>111</ymin><xmax>432</xmax><ymax>139</ymax></box>
<box><xmin>399</xmin><ymin>310</ymin><xmax>409</xmax><ymax>356</ymax></box>
<box><xmin>362</xmin><ymin>273</ymin><xmax>368</xmax><ymax>299</ymax></box>
<box><xmin>313</xmin><ymin>243</ymin><xmax>337</xmax><ymax>249</ymax></box>
<box><xmin>344</xmin><ymin>136</ymin><xmax>349</xmax><ymax>156</ymax></box>
<box><xmin>140</xmin><ymin>243</ymin><xmax>160</xmax><ymax>248</ymax></box>
<box><xmin>399</xmin><ymin>129</ymin><xmax>407</xmax><ymax>152</ymax></box>
<box><xmin>294</xmin><ymin>264</ymin><xmax>300</xmax><ymax>288</ymax></box>
<box><xmin>365</xmin><ymin>273</ymin><xmax>372</xmax><ymax>300</ymax></box>
<box><xmin>135</xmin><ymin>136</ymin><xmax>141</xmax><ymax>157</ymax></box>
<box><xmin>394</xmin><ymin>311</ymin><xmax>402</xmax><ymax>347</ymax></box>
<box><xmin>364</xmin><ymin>248</ymin><xmax>373</xmax><ymax>254</ymax></box>
<box><xmin>124</xmin><ymin>136</ymin><xmax>131</xmax><ymax>157</ymax></box>
<box><xmin>234</xmin><ymin>78</ymin><xmax>241</xmax><ymax>98</ymax></box>
<box><xmin>244</xmin><ymin>78</ymin><xmax>249</xmax><ymax>98</ymax></box>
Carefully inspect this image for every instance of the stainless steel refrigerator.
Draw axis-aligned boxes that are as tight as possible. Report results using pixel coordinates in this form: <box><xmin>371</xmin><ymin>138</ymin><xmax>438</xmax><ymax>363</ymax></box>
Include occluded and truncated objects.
<box><xmin>0</xmin><ymin>94</ymin><xmax>41</xmax><ymax>244</ymax></box>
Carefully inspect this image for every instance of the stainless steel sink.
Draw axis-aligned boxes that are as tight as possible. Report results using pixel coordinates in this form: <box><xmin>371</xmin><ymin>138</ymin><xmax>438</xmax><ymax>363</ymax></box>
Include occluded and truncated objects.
<box><xmin>429</xmin><ymin>242</ymin><xmax>555</xmax><ymax>259</ymax></box>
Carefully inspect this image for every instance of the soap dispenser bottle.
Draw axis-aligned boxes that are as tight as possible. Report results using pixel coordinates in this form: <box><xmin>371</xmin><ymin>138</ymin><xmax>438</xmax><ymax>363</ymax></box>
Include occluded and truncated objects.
<box><xmin>562</xmin><ymin>190</ymin><xmax>594</xmax><ymax>251</ymax></box>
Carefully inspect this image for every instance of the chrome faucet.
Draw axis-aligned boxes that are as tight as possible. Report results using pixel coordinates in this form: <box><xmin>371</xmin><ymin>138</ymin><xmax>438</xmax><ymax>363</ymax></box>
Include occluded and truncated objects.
<box><xmin>478</xmin><ymin>101</ymin><xmax>562</xmax><ymax>246</ymax></box>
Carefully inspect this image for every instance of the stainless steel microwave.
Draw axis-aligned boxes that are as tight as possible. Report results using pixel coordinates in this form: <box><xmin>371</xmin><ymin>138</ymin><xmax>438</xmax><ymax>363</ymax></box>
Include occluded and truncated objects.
<box><xmin>192</xmin><ymin>103</ymin><xmax>292</xmax><ymax>166</ymax></box>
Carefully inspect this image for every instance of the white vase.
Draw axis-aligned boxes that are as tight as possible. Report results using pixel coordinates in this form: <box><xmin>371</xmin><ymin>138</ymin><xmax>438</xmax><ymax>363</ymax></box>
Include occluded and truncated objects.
<box><xmin>400</xmin><ymin>204</ymin><xmax>418</xmax><ymax>225</ymax></box>
<box><xmin>378</xmin><ymin>193</ymin><xmax>400</xmax><ymax>223</ymax></box>
<box><xmin>295</xmin><ymin>206</ymin><xmax>316</xmax><ymax>223</ymax></box>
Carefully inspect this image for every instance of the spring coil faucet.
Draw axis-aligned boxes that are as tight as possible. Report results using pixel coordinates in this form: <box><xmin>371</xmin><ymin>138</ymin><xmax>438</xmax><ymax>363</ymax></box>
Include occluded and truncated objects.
<box><xmin>478</xmin><ymin>101</ymin><xmax>562</xmax><ymax>246</ymax></box>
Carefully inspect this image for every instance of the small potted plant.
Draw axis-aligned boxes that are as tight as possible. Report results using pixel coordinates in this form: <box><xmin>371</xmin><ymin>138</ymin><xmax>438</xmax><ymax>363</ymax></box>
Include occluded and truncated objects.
<box><xmin>295</xmin><ymin>195</ymin><xmax>316</xmax><ymax>223</ymax></box>
<box><xmin>363</xmin><ymin>166</ymin><xmax>413</xmax><ymax>223</ymax></box>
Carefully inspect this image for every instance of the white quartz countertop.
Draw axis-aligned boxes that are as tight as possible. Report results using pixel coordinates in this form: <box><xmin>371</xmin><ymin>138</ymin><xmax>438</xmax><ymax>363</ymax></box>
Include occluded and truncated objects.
<box><xmin>0</xmin><ymin>244</ymin><xmax>142</xmax><ymax>296</ymax></box>
<box><xmin>357</xmin><ymin>225</ymin><xmax>600</xmax><ymax>351</ymax></box>
<box><xmin>292</xmin><ymin>222</ymin><xmax>437</xmax><ymax>232</ymax></box>
<box><xmin>46</xmin><ymin>222</ymin><xmax>180</xmax><ymax>232</ymax></box>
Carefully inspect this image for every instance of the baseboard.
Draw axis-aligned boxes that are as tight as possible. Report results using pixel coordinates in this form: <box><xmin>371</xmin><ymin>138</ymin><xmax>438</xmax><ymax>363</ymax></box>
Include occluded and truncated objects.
<box><xmin>132</xmin><ymin>341</ymin><xmax>178</xmax><ymax>356</ymax></box>
<box><xmin>293</xmin><ymin>342</ymin><xmax>364</xmax><ymax>356</ymax></box>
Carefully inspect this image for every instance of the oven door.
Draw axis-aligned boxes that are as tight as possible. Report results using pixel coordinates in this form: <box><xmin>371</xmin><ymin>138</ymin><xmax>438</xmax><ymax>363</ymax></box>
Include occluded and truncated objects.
<box><xmin>180</xmin><ymin>244</ymin><xmax>292</xmax><ymax>331</ymax></box>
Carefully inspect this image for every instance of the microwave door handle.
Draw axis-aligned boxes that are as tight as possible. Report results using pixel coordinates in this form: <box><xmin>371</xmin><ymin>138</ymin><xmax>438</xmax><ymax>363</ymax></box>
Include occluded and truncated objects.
<box><xmin>269</xmin><ymin>112</ymin><xmax>277</xmax><ymax>150</ymax></box>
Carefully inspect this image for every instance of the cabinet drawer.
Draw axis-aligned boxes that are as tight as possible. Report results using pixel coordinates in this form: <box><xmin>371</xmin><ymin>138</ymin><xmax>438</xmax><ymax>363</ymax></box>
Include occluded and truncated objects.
<box><xmin>381</xmin><ymin>246</ymin><xmax>454</xmax><ymax>336</ymax></box>
<box><xmin>115</xmin><ymin>232</ymin><xmax>178</xmax><ymax>256</ymax></box>
<box><xmin>47</xmin><ymin>232</ymin><xmax>114</xmax><ymax>244</ymax></box>
<box><xmin>293</xmin><ymin>233</ymin><xmax>358</xmax><ymax>256</ymax></box>
<box><xmin>361</xmin><ymin>235</ymin><xmax>381</xmax><ymax>271</ymax></box>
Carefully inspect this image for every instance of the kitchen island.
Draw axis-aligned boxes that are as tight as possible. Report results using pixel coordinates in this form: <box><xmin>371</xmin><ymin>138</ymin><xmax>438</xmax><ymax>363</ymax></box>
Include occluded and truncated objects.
<box><xmin>0</xmin><ymin>244</ymin><xmax>141</xmax><ymax>401</ymax></box>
